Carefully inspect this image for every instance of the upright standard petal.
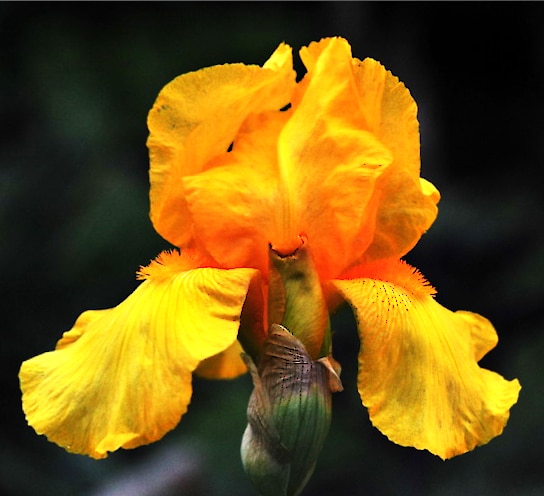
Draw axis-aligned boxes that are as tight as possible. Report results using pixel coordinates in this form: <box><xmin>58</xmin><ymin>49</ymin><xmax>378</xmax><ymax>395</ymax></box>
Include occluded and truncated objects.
<box><xmin>278</xmin><ymin>38</ymin><xmax>393</xmax><ymax>278</ymax></box>
<box><xmin>147</xmin><ymin>43</ymin><xmax>296</xmax><ymax>249</ymax></box>
<box><xmin>20</xmin><ymin>251</ymin><xmax>257</xmax><ymax>459</ymax></box>
<box><xmin>182</xmin><ymin>111</ymin><xmax>287</xmax><ymax>271</ymax></box>
<box><xmin>332</xmin><ymin>260</ymin><xmax>520</xmax><ymax>459</ymax></box>
<box><xmin>352</xmin><ymin>55</ymin><xmax>440</xmax><ymax>263</ymax></box>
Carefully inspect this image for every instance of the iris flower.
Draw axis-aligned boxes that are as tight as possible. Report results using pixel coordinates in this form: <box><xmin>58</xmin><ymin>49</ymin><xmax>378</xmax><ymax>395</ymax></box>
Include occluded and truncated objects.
<box><xmin>20</xmin><ymin>37</ymin><xmax>520</xmax><ymax>469</ymax></box>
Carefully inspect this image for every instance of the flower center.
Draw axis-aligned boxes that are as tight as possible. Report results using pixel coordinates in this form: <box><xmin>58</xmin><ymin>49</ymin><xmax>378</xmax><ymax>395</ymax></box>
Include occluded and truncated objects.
<box><xmin>269</xmin><ymin>235</ymin><xmax>305</xmax><ymax>258</ymax></box>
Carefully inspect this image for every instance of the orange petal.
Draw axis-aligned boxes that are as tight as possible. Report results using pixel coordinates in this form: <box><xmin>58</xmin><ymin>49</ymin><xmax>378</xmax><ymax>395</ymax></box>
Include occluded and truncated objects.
<box><xmin>20</xmin><ymin>254</ymin><xmax>257</xmax><ymax>458</ymax></box>
<box><xmin>277</xmin><ymin>37</ymin><xmax>393</xmax><ymax>278</ymax></box>
<box><xmin>352</xmin><ymin>57</ymin><xmax>420</xmax><ymax>175</ymax></box>
<box><xmin>351</xmin><ymin>56</ymin><xmax>440</xmax><ymax>262</ymax></box>
<box><xmin>331</xmin><ymin>260</ymin><xmax>521</xmax><ymax>459</ymax></box>
<box><xmin>147</xmin><ymin>43</ymin><xmax>295</xmax><ymax>249</ymax></box>
<box><xmin>362</xmin><ymin>167</ymin><xmax>440</xmax><ymax>263</ymax></box>
<box><xmin>182</xmin><ymin>111</ymin><xmax>287</xmax><ymax>271</ymax></box>
<box><xmin>182</xmin><ymin>59</ymin><xmax>391</xmax><ymax>278</ymax></box>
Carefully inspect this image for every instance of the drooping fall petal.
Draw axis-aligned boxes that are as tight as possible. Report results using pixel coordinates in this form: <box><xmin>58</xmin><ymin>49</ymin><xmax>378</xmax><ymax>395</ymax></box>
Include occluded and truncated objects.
<box><xmin>332</xmin><ymin>260</ymin><xmax>520</xmax><ymax>459</ymax></box>
<box><xmin>195</xmin><ymin>340</ymin><xmax>247</xmax><ymax>379</ymax></box>
<box><xmin>147</xmin><ymin>43</ymin><xmax>296</xmax><ymax>250</ymax></box>
<box><xmin>20</xmin><ymin>252</ymin><xmax>257</xmax><ymax>459</ymax></box>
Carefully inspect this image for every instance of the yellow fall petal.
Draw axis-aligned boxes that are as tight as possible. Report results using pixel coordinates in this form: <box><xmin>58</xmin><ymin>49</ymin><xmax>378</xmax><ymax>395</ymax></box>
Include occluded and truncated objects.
<box><xmin>20</xmin><ymin>255</ymin><xmax>257</xmax><ymax>459</ymax></box>
<box><xmin>332</xmin><ymin>260</ymin><xmax>520</xmax><ymax>459</ymax></box>
<box><xmin>147</xmin><ymin>43</ymin><xmax>296</xmax><ymax>249</ymax></box>
<box><xmin>195</xmin><ymin>340</ymin><xmax>247</xmax><ymax>379</ymax></box>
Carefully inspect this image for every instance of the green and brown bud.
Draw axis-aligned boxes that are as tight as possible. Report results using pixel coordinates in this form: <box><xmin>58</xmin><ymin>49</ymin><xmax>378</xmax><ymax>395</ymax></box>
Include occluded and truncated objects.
<box><xmin>241</xmin><ymin>324</ymin><xmax>342</xmax><ymax>496</ymax></box>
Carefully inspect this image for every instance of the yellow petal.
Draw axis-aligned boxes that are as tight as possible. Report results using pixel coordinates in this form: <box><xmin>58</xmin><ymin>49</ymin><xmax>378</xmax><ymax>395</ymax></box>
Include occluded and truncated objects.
<box><xmin>147</xmin><ymin>43</ymin><xmax>295</xmax><ymax>248</ymax></box>
<box><xmin>194</xmin><ymin>340</ymin><xmax>247</xmax><ymax>379</ymax></box>
<box><xmin>331</xmin><ymin>260</ymin><xmax>521</xmax><ymax>459</ymax></box>
<box><xmin>20</xmin><ymin>255</ymin><xmax>257</xmax><ymax>458</ymax></box>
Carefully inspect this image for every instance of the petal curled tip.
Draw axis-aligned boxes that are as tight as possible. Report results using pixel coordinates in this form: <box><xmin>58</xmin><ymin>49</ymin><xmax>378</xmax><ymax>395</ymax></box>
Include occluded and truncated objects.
<box><xmin>263</xmin><ymin>42</ymin><xmax>293</xmax><ymax>72</ymax></box>
<box><xmin>317</xmin><ymin>355</ymin><xmax>344</xmax><ymax>393</ymax></box>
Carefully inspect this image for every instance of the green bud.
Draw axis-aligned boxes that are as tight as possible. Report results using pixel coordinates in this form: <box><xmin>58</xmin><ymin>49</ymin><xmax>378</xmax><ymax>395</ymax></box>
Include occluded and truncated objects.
<box><xmin>268</xmin><ymin>243</ymin><xmax>331</xmax><ymax>360</ymax></box>
<box><xmin>241</xmin><ymin>324</ymin><xmax>342</xmax><ymax>496</ymax></box>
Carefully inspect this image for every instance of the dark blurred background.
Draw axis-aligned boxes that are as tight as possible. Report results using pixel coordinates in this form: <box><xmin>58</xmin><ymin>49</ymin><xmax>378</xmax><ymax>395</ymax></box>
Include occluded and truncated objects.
<box><xmin>2</xmin><ymin>2</ymin><xmax>543</xmax><ymax>495</ymax></box>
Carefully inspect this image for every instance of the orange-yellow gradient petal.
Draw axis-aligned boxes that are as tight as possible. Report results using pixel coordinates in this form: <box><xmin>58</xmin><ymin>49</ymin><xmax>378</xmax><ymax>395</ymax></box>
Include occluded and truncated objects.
<box><xmin>352</xmin><ymin>56</ymin><xmax>440</xmax><ymax>263</ymax></box>
<box><xmin>148</xmin><ymin>37</ymin><xmax>439</xmax><ymax>278</ymax></box>
<box><xmin>183</xmin><ymin>111</ymin><xmax>287</xmax><ymax>271</ymax></box>
<box><xmin>20</xmin><ymin>254</ymin><xmax>257</xmax><ymax>459</ymax></box>
<box><xmin>332</xmin><ymin>261</ymin><xmax>520</xmax><ymax>459</ymax></box>
<box><xmin>278</xmin><ymin>37</ymin><xmax>393</xmax><ymax>277</ymax></box>
<box><xmin>147</xmin><ymin>43</ymin><xmax>295</xmax><ymax>249</ymax></box>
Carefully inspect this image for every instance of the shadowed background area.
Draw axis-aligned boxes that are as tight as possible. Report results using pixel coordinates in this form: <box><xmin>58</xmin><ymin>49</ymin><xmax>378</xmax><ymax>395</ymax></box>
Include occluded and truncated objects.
<box><xmin>2</xmin><ymin>2</ymin><xmax>543</xmax><ymax>495</ymax></box>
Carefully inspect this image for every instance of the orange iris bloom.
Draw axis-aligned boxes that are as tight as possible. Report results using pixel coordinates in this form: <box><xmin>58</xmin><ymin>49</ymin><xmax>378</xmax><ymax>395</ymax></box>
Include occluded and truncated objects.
<box><xmin>20</xmin><ymin>37</ymin><xmax>520</xmax><ymax>461</ymax></box>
